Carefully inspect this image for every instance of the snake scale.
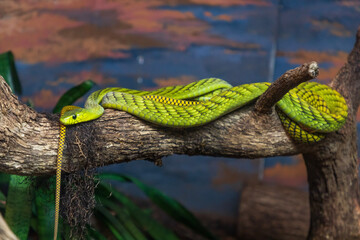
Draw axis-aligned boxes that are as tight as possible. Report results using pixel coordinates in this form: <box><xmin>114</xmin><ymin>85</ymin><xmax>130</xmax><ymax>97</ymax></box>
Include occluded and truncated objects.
<box><xmin>54</xmin><ymin>78</ymin><xmax>348</xmax><ymax>239</ymax></box>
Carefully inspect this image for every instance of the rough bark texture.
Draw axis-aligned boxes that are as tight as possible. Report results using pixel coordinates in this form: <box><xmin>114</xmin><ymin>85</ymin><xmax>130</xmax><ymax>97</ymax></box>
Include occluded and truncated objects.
<box><xmin>0</xmin><ymin>62</ymin><xmax>318</xmax><ymax>176</ymax></box>
<box><xmin>302</xmin><ymin>28</ymin><xmax>360</xmax><ymax>240</ymax></box>
<box><xmin>254</xmin><ymin>61</ymin><xmax>319</xmax><ymax>114</ymax></box>
<box><xmin>237</xmin><ymin>27</ymin><xmax>360</xmax><ymax>240</ymax></box>
<box><xmin>0</xmin><ymin>27</ymin><xmax>359</xmax><ymax>240</ymax></box>
<box><xmin>237</xmin><ymin>183</ymin><xmax>309</xmax><ymax>240</ymax></box>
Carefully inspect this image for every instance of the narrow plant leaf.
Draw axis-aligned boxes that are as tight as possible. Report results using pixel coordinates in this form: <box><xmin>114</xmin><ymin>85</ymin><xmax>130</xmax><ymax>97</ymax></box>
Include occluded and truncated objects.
<box><xmin>107</xmin><ymin>223</ymin><xmax>125</xmax><ymax>240</ymax></box>
<box><xmin>34</xmin><ymin>177</ymin><xmax>56</xmax><ymax>240</ymax></box>
<box><xmin>93</xmin><ymin>212</ymin><xmax>124</xmax><ymax>240</ymax></box>
<box><xmin>52</xmin><ymin>80</ymin><xmax>95</xmax><ymax>113</ymax></box>
<box><xmin>0</xmin><ymin>189</ymin><xmax>6</xmax><ymax>201</ymax></box>
<box><xmin>0</xmin><ymin>51</ymin><xmax>22</xmax><ymax>95</ymax></box>
<box><xmin>0</xmin><ymin>189</ymin><xmax>6</xmax><ymax>209</ymax></box>
<box><xmin>0</xmin><ymin>173</ymin><xmax>10</xmax><ymax>184</ymax></box>
<box><xmin>99</xmin><ymin>173</ymin><xmax>218</xmax><ymax>240</ymax></box>
<box><xmin>95</xmin><ymin>205</ymin><xmax>129</xmax><ymax>240</ymax></box>
<box><xmin>5</xmin><ymin>175</ymin><xmax>34</xmax><ymax>240</ymax></box>
<box><xmin>30</xmin><ymin>215</ymin><xmax>38</xmax><ymax>233</ymax></box>
<box><xmin>87</xmin><ymin>226</ymin><xmax>108</xmax><ymax>240</ymax></box>
<box><xmin>100</xmin><ymin>197</ymin><xmax>147</xmax><ymax>240</ymax></box>
<box><xmin>96</xmin><ymin>183</ymin><xmax>180</xmax><ymax>240</ymax></box>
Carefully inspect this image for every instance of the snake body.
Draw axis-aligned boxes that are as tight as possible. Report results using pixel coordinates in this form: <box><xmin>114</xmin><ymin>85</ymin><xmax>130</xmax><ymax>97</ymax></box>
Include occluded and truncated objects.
<box><xmin>60</xmin><ymin>78</ymin><xmax>347</xmax><ymax>143</ymax></box>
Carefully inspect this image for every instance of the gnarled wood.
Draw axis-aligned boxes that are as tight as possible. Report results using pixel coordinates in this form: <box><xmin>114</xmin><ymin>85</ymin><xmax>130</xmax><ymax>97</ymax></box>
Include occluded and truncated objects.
<box><xmin>0</xmin><ymin>61</ymin><xmax>318</xmax><ymax>175</ymax></box>
<box><xmin>302</xmin><ymin>27</ymin><xmax>360</xmax><ymax>240</ymax></box>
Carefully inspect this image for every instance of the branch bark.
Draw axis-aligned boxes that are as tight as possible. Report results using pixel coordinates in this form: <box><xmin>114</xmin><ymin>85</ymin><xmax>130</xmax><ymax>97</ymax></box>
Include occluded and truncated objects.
<box><xmin>238</xmin><ymin>26</ymin><xmax>360</xmax><ymax>240</ymax></box>
<box><xmin>0</xmin><ymin>62</ymin><xmax>317</xmax><ymax>175</ymax></box>
<box><xmin>254</xmin><ymin>61</ymin><xmax>319</xmax><ymax>114</ymax></box>
<box><xmin>302</xmin><ymin>27</ymin><xmax>360</xmax><ymax>240</ymax></box>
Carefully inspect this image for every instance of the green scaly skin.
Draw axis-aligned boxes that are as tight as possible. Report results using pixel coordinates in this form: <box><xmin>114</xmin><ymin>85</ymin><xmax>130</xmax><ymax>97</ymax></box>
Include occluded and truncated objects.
<box><xmin>60</xmin><ymin>78</ymin><xmax>232</xmax><ymax>125</ymax></box>
<box><xmin>60</xmin><ymin>78</ymin><xmax>348</xmax><ymax>143</ymax></box>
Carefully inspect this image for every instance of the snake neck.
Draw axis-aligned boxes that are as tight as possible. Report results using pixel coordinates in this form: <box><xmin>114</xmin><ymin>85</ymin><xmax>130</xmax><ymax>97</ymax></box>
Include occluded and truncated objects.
<box><xmin>81</xmin><ymin>92</ymin><xmax>106</xmax><ymax>122</ymax></box>
<box><xmin>81</xmin><ymin>104</ymin><xmax>104</xmax><ymax>123</ymax></box>
<box><xmin>85</xmin><ymin>88</ymin><xmax>115</xmax><ymax>106</ymax></box>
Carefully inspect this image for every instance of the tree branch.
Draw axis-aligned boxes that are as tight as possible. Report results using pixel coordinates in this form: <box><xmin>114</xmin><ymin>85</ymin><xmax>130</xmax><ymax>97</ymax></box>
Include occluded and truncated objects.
<box><xmin>254</xmin><ymin>61</ymin><xmax>319</xmax><ymax>114</ymax></box>
<box><xmin>237</xmin><ymin>26</ymin><xmax>360</xmax><ymax>240</ymax></box>
<box><xmin>0</xmin><ymin>61</ymin><xmax>318</xmax><ymax>175</ymax></box>
<box><xmin>302</xmin><ymin>27</ymin><xmax>360</xmax><ymax>239</ymax></box>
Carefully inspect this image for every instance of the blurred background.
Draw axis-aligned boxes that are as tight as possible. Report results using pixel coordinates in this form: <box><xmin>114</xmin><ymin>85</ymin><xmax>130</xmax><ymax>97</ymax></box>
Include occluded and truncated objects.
<box><xmin>0</xmin><ymin>0</ymin><xmax>359</xmax><ymax>239</ymax></box>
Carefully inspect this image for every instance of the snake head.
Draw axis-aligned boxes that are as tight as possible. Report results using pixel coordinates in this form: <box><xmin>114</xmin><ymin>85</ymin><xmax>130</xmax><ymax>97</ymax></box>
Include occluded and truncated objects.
<box><xmin>60</xmin><ymin>108</ymin><xmax>84</xmax><ymax>125</ymax></box>
<box><xmin>59</xmin><ymin>105</ymin><xmax>104</xmax><ymax>125</ymax></box>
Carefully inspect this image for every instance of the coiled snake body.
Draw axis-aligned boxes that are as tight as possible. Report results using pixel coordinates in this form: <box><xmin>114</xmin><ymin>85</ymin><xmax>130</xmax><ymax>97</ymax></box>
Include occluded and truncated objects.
<box><xmin>54</xmin><ymin>78</ymin><xmax>348</xmax><ymax>239</ymax></box>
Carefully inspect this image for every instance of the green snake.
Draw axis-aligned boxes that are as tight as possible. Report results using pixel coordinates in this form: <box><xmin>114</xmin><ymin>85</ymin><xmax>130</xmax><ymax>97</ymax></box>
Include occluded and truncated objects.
<box><xmin>60</xmin><ymin>78</ymin><xmax>347</xmax><ymax>143</ymax></box>
<box><xmin>54</xmin><ymin>78</ymin><xmax>347</xmax><ymax>239</ymax></box>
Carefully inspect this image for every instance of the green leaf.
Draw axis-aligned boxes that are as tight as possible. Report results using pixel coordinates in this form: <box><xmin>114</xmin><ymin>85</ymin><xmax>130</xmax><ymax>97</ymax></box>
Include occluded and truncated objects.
<box><xmin>34</xmin><ymin>177</ymin><xmax>57</xmax><ymax>240</ymax></box>
<box><xmin>95</xmin><ymin>205</ymin><xmax>127</xmax><ymax>240</ymax></box>
<box><xmin>99</xmin><ymin>173</ymin><xmax>218</xmax><ymax>240</ymax></box>
<box><xmin>52</xmin><ymin>80</ymin><xmax>95</xmax><ymax>113</ymax></box>
<box><xmin>100</xmin><ymin>197</ymin><xmax>147</xmax><ymax>240</ymax></box>
<box><xmin>0</xmin><ymin>189</ymin><xmax>6</xmax><ymax>209</ymax></box>
<box><xmin>0</xmin><ymin>173</ymin><xmax>10</xmax><ymax>184</ymax></box>
<box><xmin>5</xmin><ymin>175</ymin><xmax>34</xmax><ymax>240</ymax></box>
<box><xmin>0</xmin><ymin>51</ymin><xmax>22</xmax><ymax>95</ymax></box>
<box><xmin>0</xmin><ymin>189</ymin><xmax>6</xmax><ymax>202</ymax></box>
<box><xmin>87</xmin><ymin>226</ymin><xmax>108</xmax><ymax>240</ymax></box>
<box><xmin>96</xmin><ymin>183</ymin><xmax>179</xmax><ymax>240</ymax></box>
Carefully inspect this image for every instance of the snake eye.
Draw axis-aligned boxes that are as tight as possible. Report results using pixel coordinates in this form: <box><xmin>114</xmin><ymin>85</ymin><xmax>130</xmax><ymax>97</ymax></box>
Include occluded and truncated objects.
<box><xmin>72</xmin><ymin>114</ymin><xmax>77</xmax><ymax>120</ymax></box>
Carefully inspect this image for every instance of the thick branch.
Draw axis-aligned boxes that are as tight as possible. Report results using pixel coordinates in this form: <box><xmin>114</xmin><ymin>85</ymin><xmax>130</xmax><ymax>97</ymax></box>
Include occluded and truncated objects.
<box><xmin>303</xmin><ymin>27</ymin><xmax>360</xmax><ymax>239</ymax></box>
<box><xmin>0</xmin><ymin>62</ymin><xmax>316</xmax><ymax>175</ymax></box>
<box><xmin>255</xmin><ymin>61</ymin><xmax>319</xmax><ymax>114</ymax></box>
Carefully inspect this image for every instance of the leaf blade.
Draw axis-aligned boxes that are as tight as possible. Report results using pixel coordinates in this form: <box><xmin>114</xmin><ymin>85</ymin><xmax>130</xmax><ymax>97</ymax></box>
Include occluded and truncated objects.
<box><xmin>99</xmin><ymin>173</ymin><xmax>218</xmax><ymax>240</ymax></box>
<box><xmin>34</xmin><ymin>177</ymin><xmax>57</xmax><ymax>240</ymax></box>
<box><xmin>0</xmin><ymin>51</ymin><xmax>22</xmax><ymax>95</ymax></box>
<box><xmin>52</xmin><ymin>80</ymin><xmax>95</xmax><ymax>113</ymax></box>
<box><xmin>96</xmin><ymin>183</ymin><xmax>180</xmax><ymax>240</ymax></box>
<box><xmin>5</xmin><ymin>175</ymin><xmax>34</xmax><ymax>240</ymax></box>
